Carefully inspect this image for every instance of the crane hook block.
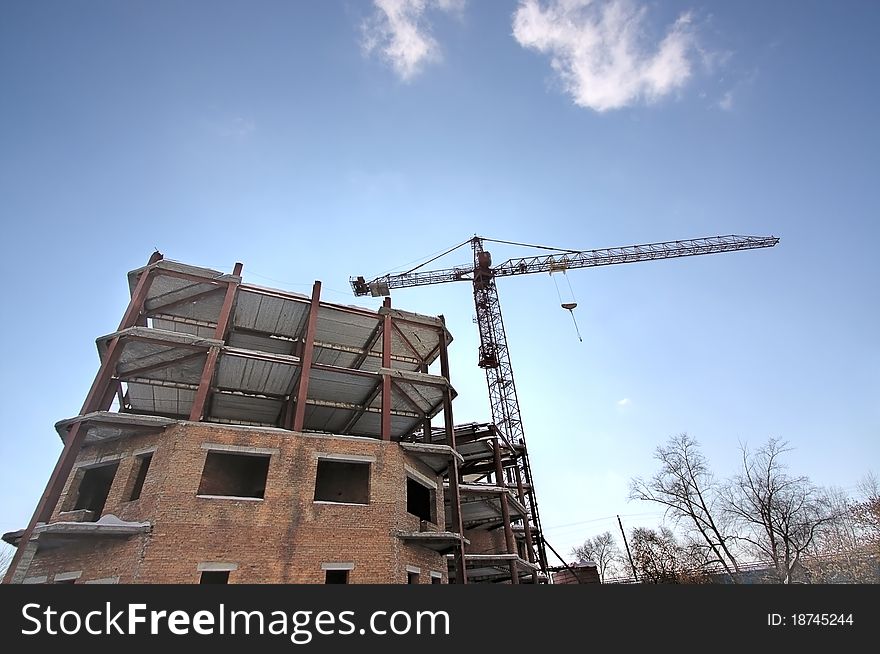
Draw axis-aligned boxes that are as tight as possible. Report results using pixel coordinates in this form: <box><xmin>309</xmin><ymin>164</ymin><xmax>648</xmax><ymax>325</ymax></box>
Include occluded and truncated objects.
<box><xmin>561</xmin><ymin>302</ymin><xmax>577</xmax><ymax>310</ymax></box>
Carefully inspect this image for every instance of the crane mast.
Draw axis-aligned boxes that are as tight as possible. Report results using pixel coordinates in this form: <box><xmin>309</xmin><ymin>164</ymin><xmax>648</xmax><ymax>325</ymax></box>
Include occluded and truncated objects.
<box><xmin>352</xmin><ymin>233</ymin><xmax>779</xmax><ymax>579</ymax></box>
<box><xmin>473</xmin><ymin>236</ymin><xmax>549</xmax><ymax>570</ymax></box>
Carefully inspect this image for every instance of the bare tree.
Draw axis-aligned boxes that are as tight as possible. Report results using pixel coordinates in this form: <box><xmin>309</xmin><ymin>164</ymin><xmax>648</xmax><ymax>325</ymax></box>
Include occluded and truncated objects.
<box><xmin>724</xmin><ymin>438</ymin><xmax>835</xmax><ymax>584</ymax></box>
<box><xmin>802</xmin><ymin>473</ymin><xmax>880</xmax><ymax>582</ymax></box>
<box><xmin>802</xmin><ymin>487</ymin><xmax>877</xmax><ymax>582</ymax></box>
<box><xmin>629</xmin><ymin>526</ymin><xmax>711</xmax><ymax>584</ymax></box>
<box><xmin>630</xmin><ymin>527</ymin><xmax>680</xmax><ymax>584</ymax></box>
<box><xmin>855</xmin><ymin>472</ymin><xmax>880</xmax><ymax>548</ymax></box>
<box><xmin>630</xmin><ymin>434</ymin><xmax>741</xmax><ymax>581</ymax></box>
<box><xmin>572</xmin><ymin>531</ymin><xmax>621</xmax><ymax>582</ymax></box>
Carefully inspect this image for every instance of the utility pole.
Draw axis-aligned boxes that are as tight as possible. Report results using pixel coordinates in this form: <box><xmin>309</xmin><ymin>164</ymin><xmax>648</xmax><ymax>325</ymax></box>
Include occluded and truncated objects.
<box><xmin>617</xmin><ymin>515</ymin><xmax>638</xmax><ymax>582</ymax></box>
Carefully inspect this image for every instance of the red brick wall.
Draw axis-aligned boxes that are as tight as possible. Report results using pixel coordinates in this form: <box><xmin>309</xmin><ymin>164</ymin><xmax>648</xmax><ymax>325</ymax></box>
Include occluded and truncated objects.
<box><xmin>22</xmin><ymin>536</ymin><xmax>148</xmax><ymax>584</ymax></box>
<box><xmin>464</xmin><ymin>528</ymin><xmax>509</xmax><ymax>555</ymax></box>
<box><xmin>24</xmin><ymin>422</ymin><xmax>449</xmax><ymax>584</ymax></box>
<box><xmin>552</xmin><ymin>565</ymin><xmax>601</xmax><ymax>584</ymax></box>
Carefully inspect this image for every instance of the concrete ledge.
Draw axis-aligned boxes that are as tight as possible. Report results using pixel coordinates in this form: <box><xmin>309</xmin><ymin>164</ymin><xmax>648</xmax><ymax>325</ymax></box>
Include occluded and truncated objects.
<box><xmin>34</xmin><ymin>514</ymin><xmax>151</xmax><ymax>538</ymax></box>
<box><xmin>400</xmin><ymin>444</ymin><xmax>460</xmax><ymax>475</ymax></box>
<box><xmin>396</xmin><ymin>531</ymin><xmax>469</xmax><ymax>553</ymax></box>
<box><xmin>196</xmin><ymin>495</ymin><xmax>264</xmax><ymax>502</ymax></box>
<box><xmin>200</xmin><ymin>443</ymin><xmax>280</xmax><ymax>456</ymax></box>
<box><xmin>55</xmin><ymin>411</ymin><xmax>177</xmax><ymax>444</ymax></box>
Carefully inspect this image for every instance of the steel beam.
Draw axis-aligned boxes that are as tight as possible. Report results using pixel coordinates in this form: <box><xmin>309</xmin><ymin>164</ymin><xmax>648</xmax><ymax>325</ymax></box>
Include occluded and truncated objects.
<box><xmin>188</xmin><ymin>262</ymin><xmax>242</xmax><ymax>422</ymax></box>
<box><xmin>116</xmin><ymin>350</ymin><xmax>206</xmax><ymax>379</ymax></box>
<box><xmin>145</xmin><ymin>286</ymin><xmax>225</xmax><ymax>316</ymax></box>
<box><xmin>214</xmin><ymin>263</ymin><xmax>243</xmax><ymax>340</ymax></box>
<box><xmin>346</xmin><ymin>323</ymin><xmax>385</xmax><ymax>369</ymax></box>
<box><xmin>391</xmin><ymin>321</ymin><xmax>424</xmax><ymax>362</ymax></box>
<box><xmin>340</xmin><ymin>383</ymin><xmax>381</xmax><ymax>434</ymax></box>
<box><xmin>390</xmin><ymin>379</ymin><xmax>427</xmax><ymax>417</ymax></box>
<box><xmin>508</xmin><ymin>561</ymin><xmax>520</xmax><ymax>585</ymax></box>
<box><xmin>381</xmin><ymin>298</ymin><xmax>392</xmax><ymax>441</ymax></box>
<box><xmin>292</xmin><ymin>281</ymin><xmax>321</xmax><ymax>432</ymax></box>
<box><xmin>188</xmin><ymin>346</ymin><xmax>220</xmax><ymax>421</ymax></box>
<box><xmin>439</xmin><ymin>316</ymin><xmax>466</xmax><ymax>584</ymax></box>
<box><xmin>514</xmin><ymin>464</ymin><xmax>536</xmax><ymax>565</ymax></box>
<box><xmin>494</xmin><ymin>438</ymin><xmax>517</xmax><ymax>559</ymax></box>
<box><xmin>420</xmin><ymin>363</ymin><xmax>432</xmax><ymax>442</ymax></box>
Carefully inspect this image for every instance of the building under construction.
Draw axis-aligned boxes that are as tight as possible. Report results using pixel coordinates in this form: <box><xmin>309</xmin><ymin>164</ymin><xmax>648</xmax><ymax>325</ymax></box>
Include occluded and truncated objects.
<box><xmin>2</xmin><ymin>254</ymin><xmax>545</xmax><ymax>584</ymax></box>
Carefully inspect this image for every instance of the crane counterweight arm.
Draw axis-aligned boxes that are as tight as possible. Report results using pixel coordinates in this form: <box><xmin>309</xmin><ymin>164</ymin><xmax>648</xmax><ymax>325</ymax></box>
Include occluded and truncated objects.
<box><xmin>351</xmin><ymin>234</ymin><xmax>779</xmax><ymax>296</ymax></box>
<box><xmin>351</xmin><ymin>266</ymin><xmax>473</xmax><ymax>296</ymax></box>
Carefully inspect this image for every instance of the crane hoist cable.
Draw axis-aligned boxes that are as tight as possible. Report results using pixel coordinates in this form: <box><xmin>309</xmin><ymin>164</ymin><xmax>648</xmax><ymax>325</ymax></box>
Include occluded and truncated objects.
<box><xmin>549</xmin><ymin>258</ymin><xmax>583</xmax><ymax>342</ymax></box>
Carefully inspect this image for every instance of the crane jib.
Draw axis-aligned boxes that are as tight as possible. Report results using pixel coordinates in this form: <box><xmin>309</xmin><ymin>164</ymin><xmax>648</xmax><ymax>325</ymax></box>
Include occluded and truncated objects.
<box><xmin>351</xmin><ymin>234</ymin><xmax>779</xmax><ymax>294</ymax></box>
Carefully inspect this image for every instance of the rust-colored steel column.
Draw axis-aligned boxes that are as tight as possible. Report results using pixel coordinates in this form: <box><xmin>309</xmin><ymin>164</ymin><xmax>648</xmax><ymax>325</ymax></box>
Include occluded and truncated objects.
<box><xmin>292</xmin><ymin>281</ymin><xmax>322</xmax><ymax>432</ymax></box>
<box><xmin>419</xmin><ymin>362</ymin><xmax>432</xmax><ymax>441</ymax></box>
<box><xmin>188</xmin><ymin>262</ymin><xmax>242</xmax><ymax>422</ymax></box>
<box><xmin>214</xmin><ymin>263</ymin><xmax>243</xmax><ymax>340</ymax></box>
<box><xmin>113</xmin><ymin>251</ymin><xmax>164</xmax><ymax>332</ymax></box>
<box><xmin>494</xmin><ymin>440</ymin><xmax>517</xmax><ymax>553</ymax></box>
<box><xmin>3</xmin><ymin>253</ymin><xmax>160</xmax><ymax>584</ymax></box>
<box><xmin>519</xmin><ymin>445</ymin><xmax>548</xmax><ymax>573</ymax></box>
<box><xmin>494</xmin><ymin>438</ymin><xmax>519</xmax><ymax>584</ymax></box>
<box><xmin>439</xmin><ymin>317</ymin><xmax>467</xmax><ymax>584</ymax></box>
<box><xmin>380</xmin><ymin>297</ymin><xmax>392</xmax><ymax>441</ymax></box>
<box><xmin>514</xmin><ymin>464</ymin><xmax>536</xmax><ymax>565</ymax></box>
<box><xmin>189</xmin><ymin>346</ymin><xmax>220</xmax><ymax>421</ymax></box>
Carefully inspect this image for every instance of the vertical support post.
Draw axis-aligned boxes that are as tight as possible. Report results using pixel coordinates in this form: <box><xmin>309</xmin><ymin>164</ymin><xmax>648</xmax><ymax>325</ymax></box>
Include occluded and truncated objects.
<box><xmin>188</xmin><ymin>262</ymin><xmax>242</xmax><ymax>422</ymax></box>
<box><xmin>292</xmin><ymin>281</ymin><xmax>321</xmax><ymax>432</ymax></box>
<box><xmin>518</xmin><ymin>447</ymin><xmax>547</xmax><ymax>573</ymax></box>
<box><xmin>113</xmin><ymin>251</ymin><xmax>163</xmax><ymax>332</ymax></box>
<box><xmin>213</xmin><ymin>263</ymin><xmax>243</xmax><ymax>340</ymax></box>
<box><xmin>439</xmin><ymin>317</ymin><xmax>467</xmax><ymax>584</ymax></box>
<box><xmin>380</xmin><ymin>297</ymin><xmax>392</xmax><ymax>441</ymax></box>
<box><xmin>189</xmin><ymin>347</ymin><xmax>220</xmax><ymax>421</ymax></box>
<box><xmin>494</xmin><ymin>440</ymin><xmax>517</xmax><ymax>554</ymax></box>
<box><xmin>3</xmin><ymin>253</ymin><xmax>161</xmax><ymax>584</ymax></box>
<box><xmin>618</xmin><ymin>514</ymin><xmax>639</xmax><ymax>582</ymax></box>
<box><xmin>514</xmin><ymin>464</ymin><xmax>536</xmax><ymax>565</ymax></box>
<box><xmin>494</xmin><ymin>438</ymin><xmax>519</xmax><ymax>584</ymax></box>
<box><xmin>419</xmin><ymin>363</ymin><xmax>432</xmax><ymax>442</ymax></box>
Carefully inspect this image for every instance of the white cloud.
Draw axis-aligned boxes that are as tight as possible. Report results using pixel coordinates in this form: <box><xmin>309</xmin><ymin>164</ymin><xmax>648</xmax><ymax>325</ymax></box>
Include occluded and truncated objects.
<box><xmin>362</xmin><ymin>0</ymin><xmax>465</xmax><ymax>81</ymax></box>
<box><xmin>512</xmin><ymin>0</ymin><xmax>698</xmax><ymax>112</ymax></box>
<box><xmin>616</xmin><ymin>398</ymin><xmax>631</xmax><ymax>407</ymax></box>
<box><xmin>435</xmin><ymin>0</ymin><xmax>466</xmax><ymax>12</ymax></box>
<box><xmin>718</xmin><ymin>89</ymin><xmax>733</xmax><ymax>111</ymax></box>
<box><xmin>223</xmin><ymin>117</ymin><xmax>256</xmax><ymax>138</ymax></box>
<box><xmin>204</xmin><ymin>116</ymin><xmax>256</xmax><ymax>139</ymax></box>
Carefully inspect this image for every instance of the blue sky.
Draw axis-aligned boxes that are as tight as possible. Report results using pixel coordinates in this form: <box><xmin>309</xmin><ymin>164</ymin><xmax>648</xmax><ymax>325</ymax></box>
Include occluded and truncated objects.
<box><xmin>1</xmin><ymin>0</ymin><xmax>878</xmax><ymax>563</ymax></box>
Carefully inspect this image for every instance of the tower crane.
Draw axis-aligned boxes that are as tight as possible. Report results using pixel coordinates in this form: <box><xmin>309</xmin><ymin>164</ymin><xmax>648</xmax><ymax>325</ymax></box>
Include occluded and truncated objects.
<box><xmin>351</xmin><ymin>233</ymin><xmax>779</xmax><ymax>577</ymax></box>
